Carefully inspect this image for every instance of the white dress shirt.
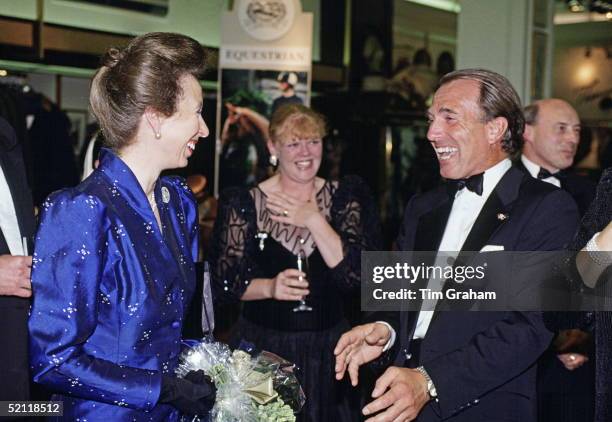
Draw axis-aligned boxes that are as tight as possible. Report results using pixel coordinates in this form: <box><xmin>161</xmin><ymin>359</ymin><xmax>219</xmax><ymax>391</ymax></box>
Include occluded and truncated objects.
<box><xmin>0</xmin><ymin>164</ymin><xmax>24</xmax><ymax>256</ymax></box>
<box><xmin>413</xmin><ymin>158</ymin><xmax>512</xmax><ymax>338</ymax></box>
<box><xmin>381</xmin><ymin>159</ymin><xmax>513</xmax><ymax>347</ymax></box>
<box><xmin>521</xmin><ymin>155</ymin><xmax>560</xmax><ymax>188</ymax></box>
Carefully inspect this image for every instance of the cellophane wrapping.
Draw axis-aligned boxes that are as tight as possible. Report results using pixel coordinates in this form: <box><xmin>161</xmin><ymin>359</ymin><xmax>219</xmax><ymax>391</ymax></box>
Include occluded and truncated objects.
<box><xmin>176</xmin><ymin>338</ymin><xmax>305</xmax><ymax>421</ymax></box>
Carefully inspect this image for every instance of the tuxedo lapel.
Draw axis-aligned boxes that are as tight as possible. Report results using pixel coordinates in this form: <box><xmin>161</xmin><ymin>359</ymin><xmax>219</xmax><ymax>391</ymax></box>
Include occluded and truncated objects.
<box><xmin>431</xmin><ymin>167</ymin><xmax>523</xmax><ymax>316</ymax></box>
<box><xmin>459</xmin><ymin>192</ymin><xmax>506</xmax><ymax>252</ymax></box>
<box><xmin>461</xmin><ymin>166</ymin><xmax>523</xmax><ymax>252</ymax></box>
<box><xmin>514</xmin><ymin>158</ymin><xmax>529</xmax><ymax>176</ymax></box>
<box><xmin>414</xmin><ymin>194</ymin><xmax>453</xmax><ymax>252</ymax></box>
<box><xmin>398</xmin><ymin>192</ymin><xmax>452</xmax><ymax>347</ymax></box>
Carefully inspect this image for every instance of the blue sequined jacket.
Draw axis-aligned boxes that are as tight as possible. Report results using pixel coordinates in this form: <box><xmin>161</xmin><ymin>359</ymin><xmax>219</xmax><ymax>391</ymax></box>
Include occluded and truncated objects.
<box><xmin>29</xmin><ymin>149</ymin><xmax>198</xmax><ymax>421</ymax></box>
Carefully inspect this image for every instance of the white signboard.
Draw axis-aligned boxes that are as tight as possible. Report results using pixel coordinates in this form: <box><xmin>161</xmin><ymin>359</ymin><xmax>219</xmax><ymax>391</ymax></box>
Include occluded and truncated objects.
<box><xmin>215</xmin><ymin>0</ymin><xmax>313</xmax><ymax>195</ymax></box>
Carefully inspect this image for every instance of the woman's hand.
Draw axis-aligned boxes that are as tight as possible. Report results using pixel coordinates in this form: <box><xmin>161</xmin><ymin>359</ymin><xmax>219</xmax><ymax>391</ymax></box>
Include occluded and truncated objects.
<box><xmin>159</xmin><ymin>370</ymin><xmax>216</xmax><ymax>417</ymax></box>
<box><xmin>266</xmin><ymin>187</ymin><xmax>344</xmax><ymax>268</ymax></box>
<box><xmin>266</xmin><ymin>191</ymin><xmax>320</xmax><ymax>228</ymax></box>
<box><xmin>269</xmin><ymin>269</ymin><xmax>309</xmax><ymax>301</ymax></box>
<box><xmin>595</xmin><ymin>220</ymin><xmax>612</xmax><ymax>251</ymax></box>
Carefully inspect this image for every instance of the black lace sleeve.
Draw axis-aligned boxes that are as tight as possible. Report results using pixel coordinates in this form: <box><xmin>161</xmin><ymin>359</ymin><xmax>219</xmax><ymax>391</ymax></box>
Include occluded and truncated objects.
<box><xmin>545</xmin><ymin>168</ymin><xmax>612</xmax><ymax>333</ymax></box>
<box><xmin>328</xmin><ymin>175</ymin><xmax>382</xmax><ymax>292</ymax></box>
<box><xmin>209</xmin><ymin>187</ymin><xmax>259</xmax><ymax>305</ymax></box>
<box><xmin>570</xmin><ymin>168</ymin><xmax>612</xmax><ymax>251</ymax></box>
<box><xmin>567</xmin><ymin>168</ymin><xmax>612</xmax><ymax>306</ymax></box>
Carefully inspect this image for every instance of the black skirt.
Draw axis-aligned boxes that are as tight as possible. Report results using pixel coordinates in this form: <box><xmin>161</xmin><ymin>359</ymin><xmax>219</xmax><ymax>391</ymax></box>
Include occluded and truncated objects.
<box><xmin>234</xmin><ymin>317</ymin><xmax>359</xmax><ymax>422</ymax></box>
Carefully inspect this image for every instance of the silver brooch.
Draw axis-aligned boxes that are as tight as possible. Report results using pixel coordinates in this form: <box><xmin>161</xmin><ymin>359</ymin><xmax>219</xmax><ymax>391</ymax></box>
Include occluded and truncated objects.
<box><xmin>161</xmin><ymin>186</ymin><xmax>170</xmax><ymax>203</ymax></box>
<box><xmin>255</xmin><ymin>232</ymin><xmax>268</xmax><ymax>251</ymax></box>
<box><xmin>496</xmin><ymin>212</ymin><xmax>508</xmax><ymax>221</ymax></box>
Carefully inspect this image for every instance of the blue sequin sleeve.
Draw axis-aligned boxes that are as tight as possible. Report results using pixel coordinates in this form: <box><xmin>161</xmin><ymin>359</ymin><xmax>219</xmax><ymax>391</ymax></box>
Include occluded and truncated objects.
<box><xmin>29</xmin><ymin>189</ymin><xmax>162</xmax><ymax>411</ymax></box>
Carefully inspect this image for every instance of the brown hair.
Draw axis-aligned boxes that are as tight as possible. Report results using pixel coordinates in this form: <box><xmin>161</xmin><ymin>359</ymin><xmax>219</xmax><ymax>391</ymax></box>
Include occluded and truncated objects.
<box><xmin>269</xmin><ymin>104</ymin><xmax>326</xmax><ymax>144</ymax></box>
<box><xmin>90</xmin><ymin>32</ymin><xmax>208</xmax><ymax>150</ymax></box>
<box><xmin>439</xmin><ymin>68</ymin><xmax>525</xmax><ymax>155</ymax></box>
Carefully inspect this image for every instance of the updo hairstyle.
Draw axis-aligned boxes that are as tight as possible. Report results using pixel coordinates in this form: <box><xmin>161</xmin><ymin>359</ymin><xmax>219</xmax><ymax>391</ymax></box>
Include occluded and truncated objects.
<box><xmin>89</xmin><ymin>32</ymin><xmax>208</xmax><ymax>149</ymax></box>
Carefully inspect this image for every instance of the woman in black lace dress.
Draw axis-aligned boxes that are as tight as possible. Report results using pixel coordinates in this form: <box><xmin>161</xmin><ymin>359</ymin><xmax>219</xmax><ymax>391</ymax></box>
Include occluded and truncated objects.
<box><xmin>210</xmin><ymin>104</ymin><xmax>380</xmax><ymax>421</ymax></box>
<box><xmin>573</xmin><ymin>168</ymin><xmax>612</xmax><ymax>422</ymax></box>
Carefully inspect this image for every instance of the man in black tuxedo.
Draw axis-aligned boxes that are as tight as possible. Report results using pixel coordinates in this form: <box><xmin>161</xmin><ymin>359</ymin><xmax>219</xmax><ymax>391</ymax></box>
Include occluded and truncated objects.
<box><xmin>0</xmin><ymin>116</ymin><xmax>35</xmax><ymax>403</ymax></box>
<box><xmin>519</xmin><ymin>98</ymin><xmax>596</xmax><ymax>216</ymax></box>
<box><xmin>335</xmin><ymin>69</ymin><xmax>580</xmax><ymax>421</ymax></box>
<box><xmin>519</xmin><ymin>99</ymin><xmax>597</xmax><ymax>421</ymax></box>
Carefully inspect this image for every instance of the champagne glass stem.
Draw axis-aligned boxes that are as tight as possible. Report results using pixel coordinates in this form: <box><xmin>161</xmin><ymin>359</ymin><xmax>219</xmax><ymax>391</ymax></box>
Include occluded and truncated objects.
<box><xmin>293</xmin><ymin>252</ymin><xmax>312</xmax><ymax>312</ymax></box>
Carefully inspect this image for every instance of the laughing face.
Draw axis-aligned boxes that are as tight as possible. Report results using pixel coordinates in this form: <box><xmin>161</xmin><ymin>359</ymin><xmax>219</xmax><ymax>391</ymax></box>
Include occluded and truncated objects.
<box><xmin>427</xmin><ymin>79</ymin><xmax>504</xmax><ymax>180</ymax></box>
<box><xmin>269</xmin><ymin>111</ymin><xmax>324</xmax><ymax>185</ymax></box>
<box><xmin>275</xmin><ymin>137</ymin><xmax>323</xmax><ymax>184</ymax></box>
<box><xmin>159</xmin><ymin>75</ymin><xmax>209</xmax><ymax>169</ymax></box>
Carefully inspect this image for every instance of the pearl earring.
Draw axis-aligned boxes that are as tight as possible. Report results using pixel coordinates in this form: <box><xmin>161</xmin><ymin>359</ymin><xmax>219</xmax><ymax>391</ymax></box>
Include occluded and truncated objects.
<box><xmin>155</xmin><ymin>132</ymin><xmax>161</xmax><ymax>139</ymax></box>
<box><xmin>269</xmin><ymin>154</ymin><xmax>278</xmax><ymax>166</ymax></box>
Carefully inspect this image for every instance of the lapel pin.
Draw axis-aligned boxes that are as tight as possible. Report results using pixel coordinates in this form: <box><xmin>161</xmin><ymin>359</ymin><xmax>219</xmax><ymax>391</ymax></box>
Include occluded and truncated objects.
<box><xmin>161</xmin><ymin>187</ymin><xmax>170</xmax><ymax>203</ymax></box>
<box><xmin>497</xmin><ymin>212</ymin><xmax>508</xmax><ymax>221</ymax></box>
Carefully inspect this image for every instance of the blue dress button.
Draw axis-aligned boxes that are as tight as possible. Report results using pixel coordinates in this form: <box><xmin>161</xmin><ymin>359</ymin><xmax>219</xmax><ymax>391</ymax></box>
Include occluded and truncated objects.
<box><xmin>171</xmin><ymin>321</ymin><xmax>180</xmax><ymax>329</ymax></box>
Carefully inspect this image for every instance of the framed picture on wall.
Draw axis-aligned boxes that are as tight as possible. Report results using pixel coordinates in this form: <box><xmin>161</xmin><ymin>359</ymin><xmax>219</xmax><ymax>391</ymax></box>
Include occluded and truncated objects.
<box><xmin>65</xmin><ymin>109</ymin><xmax>88</xmax><ymax>154</ymax></box>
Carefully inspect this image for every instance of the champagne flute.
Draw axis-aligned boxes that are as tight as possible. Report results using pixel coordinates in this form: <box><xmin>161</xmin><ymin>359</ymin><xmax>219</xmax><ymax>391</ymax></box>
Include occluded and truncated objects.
<box><xmin>292</xmin><ymin>250</ymin><xmax>313</xmax><ymax>312</ymax></box>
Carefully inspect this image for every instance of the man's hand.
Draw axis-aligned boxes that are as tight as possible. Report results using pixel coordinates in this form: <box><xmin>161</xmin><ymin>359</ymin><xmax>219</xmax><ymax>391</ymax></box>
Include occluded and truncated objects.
<box><xmin>0</xmin><ymin>255</ymin><xmax>32</xmax><ymax>298</ymax></box>
<box><xmin>558</xmin><ymin>353</ymin><xmax>588</xmax><ymax>371</ymax></box>
<box><xmin>334</xmin><ymin>322</ymin><xmax>391</xmax><ymax>386</ymax></box>
<box><xmin>362</xmin><ymin>366</ymin><xmax>430</xmax><ymax>422</ymax></box>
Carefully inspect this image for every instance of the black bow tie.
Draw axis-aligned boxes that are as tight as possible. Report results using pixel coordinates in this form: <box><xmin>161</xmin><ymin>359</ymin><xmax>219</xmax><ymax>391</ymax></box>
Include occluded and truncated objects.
<box><xmin>537</xmin><ymin>168</ymin><xmax>565</xmax><ymax>180</ymax></box>
<box><xmin>447</xmin><ymin>173</ymin><xmax>484</xmax><ymax>196</ymax></box>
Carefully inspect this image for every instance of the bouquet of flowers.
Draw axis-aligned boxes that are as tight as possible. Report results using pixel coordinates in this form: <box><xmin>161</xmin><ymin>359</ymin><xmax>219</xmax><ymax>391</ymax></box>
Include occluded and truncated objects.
<box><xmin>176</xmin><ymin>338</ymin><xmax>305</xmax><ymax>422</ymax></box>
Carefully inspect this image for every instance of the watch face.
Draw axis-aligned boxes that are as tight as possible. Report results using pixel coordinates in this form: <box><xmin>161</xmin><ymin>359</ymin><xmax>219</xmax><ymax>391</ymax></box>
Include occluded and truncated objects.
<box><xmin>429</xmin><ymin>382</ymin><xmax>437</xmax><ymax>397</ymax></box>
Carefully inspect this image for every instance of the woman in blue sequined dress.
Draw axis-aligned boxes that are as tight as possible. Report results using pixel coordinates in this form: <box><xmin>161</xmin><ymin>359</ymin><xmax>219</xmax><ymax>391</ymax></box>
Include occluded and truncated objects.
<box><xmin>28</xmin><ymin>33</ymin><xmax>215</xmax><ymax>421</ymax></box>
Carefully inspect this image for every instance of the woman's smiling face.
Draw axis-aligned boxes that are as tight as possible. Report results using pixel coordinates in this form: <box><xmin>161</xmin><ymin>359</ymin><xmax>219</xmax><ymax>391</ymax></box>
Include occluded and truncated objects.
<box><xmin>159</xmin><ymin>75</ymin><xmax>209</xmax><ymax>169</ymax></box>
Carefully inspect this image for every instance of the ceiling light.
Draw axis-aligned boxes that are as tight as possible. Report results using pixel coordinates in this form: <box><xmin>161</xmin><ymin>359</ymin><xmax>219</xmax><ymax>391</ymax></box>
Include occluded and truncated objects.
<box><xmin>575</xmin><ymin>62</ymin><xmax>595</xmax><ymax>85</ymax></box>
